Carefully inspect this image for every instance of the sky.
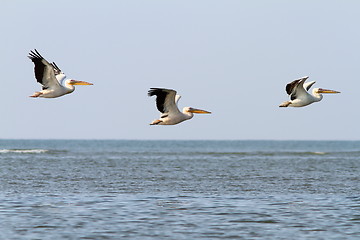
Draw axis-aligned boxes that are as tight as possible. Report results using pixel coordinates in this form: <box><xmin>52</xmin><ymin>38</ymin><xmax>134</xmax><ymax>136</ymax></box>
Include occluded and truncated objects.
<box><xmin>1</xmin><ymin>0</ymin><xmax>360</xmax><ymax>140</ymax></box>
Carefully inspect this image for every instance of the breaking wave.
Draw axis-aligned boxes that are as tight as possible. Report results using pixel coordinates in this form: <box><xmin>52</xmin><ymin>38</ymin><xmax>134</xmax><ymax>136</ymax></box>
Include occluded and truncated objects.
<box><xmin>0</xmin><ymin>149</ymin><xmax>49</xmax><ymax>154</ymax></box>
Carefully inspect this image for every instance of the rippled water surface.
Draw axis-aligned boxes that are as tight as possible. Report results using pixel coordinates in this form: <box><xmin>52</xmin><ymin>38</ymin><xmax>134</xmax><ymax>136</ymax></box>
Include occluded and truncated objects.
<box><xmin>0</xmin><ymin>140</ymin><xmax>359</xmax><ymax>239</ymax></box>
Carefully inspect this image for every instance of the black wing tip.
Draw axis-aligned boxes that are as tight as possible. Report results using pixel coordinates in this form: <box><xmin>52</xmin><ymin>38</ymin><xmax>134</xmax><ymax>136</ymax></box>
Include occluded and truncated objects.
<box><xmin>28</xmin><ymin>49</ymin><xmax>44</xmax><ymax>61</ymax></box>
<box><xmin>286</xmin><ymin>76</ymin><xmax>309</xmax><ymax>85</ymax></box>
<box><xmin>291</xmin><ymin>76</ymin><xmax>309</xmax><ymax>81</ymax></box>
<box><xmin>148</xmin><ymin>88</ymin><xmax>175</xmax><ymax>96</ymax></box>
<box><xmin>52</xmin><ymin>61</ymin><xmax>61</xmax><ymax>72</ymax></box>
<box><xmin>148</xmin><ymin>88</ymin><xmax>163</xmax><ymax>97</ymax></box>
<box><xmin>287</xmin><ymin>79</ymin><xmax>300</xmax><ymax>86</ymax></box>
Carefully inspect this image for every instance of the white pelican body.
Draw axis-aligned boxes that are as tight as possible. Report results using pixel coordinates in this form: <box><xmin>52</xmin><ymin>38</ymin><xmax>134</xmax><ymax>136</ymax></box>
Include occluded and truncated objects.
<box><xmin>279</xmin><ymin>76</ymin><xmax>340</xmax><ymax>107</ymax></box>
<box><xmin>148</xmin><ymin>88</ymin><xmax>211</xmax><ymax>125</ymax></box>
<box><xmin>28</xmin><ymin>49</ymin><xmax>93</xmax><ymax>98</ymax></box>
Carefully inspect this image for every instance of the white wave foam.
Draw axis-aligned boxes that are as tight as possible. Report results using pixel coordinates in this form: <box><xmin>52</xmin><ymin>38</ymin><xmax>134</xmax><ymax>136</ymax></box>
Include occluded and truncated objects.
<box><xmin>0</xmin><ymin>149</ymin><xmax>48</xmax><ymax>154</ymax></box>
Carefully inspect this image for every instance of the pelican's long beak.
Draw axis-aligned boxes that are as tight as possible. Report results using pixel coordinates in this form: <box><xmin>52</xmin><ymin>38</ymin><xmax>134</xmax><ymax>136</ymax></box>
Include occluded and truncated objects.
<box><xmin>318</xmin><ymin>88</ymin><xmax>340</xmax><ymax>94</ymax></box>
<box><xmin>188</xmin><ymin>108</ymin><xmax>211</xmax><ymax>114</ymax></box>
<box><xmin>70</xmin><ymin>80</ymin><xmax>93</xmax><ymax>85</ymax></box>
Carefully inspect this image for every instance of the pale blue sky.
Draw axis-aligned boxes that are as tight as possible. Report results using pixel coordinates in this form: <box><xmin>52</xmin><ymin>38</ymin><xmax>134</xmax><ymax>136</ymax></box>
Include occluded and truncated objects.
<box><xmin>1</xmin><ymin>0</ymin><xmax>359</xmax><ymax>140</ymax></box>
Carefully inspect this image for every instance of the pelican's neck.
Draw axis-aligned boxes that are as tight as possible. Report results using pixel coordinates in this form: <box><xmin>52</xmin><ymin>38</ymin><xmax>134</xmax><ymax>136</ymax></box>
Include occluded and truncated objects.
<box><xmin>311</xmin><ymin>89</ymin><xmax>323</xmax><ymax>102</ymax></box>
<box><xmin>182</xmin><ymin>109</ymin><xmax>194</xmax><ymax>120</ymax></box>
<box><xmin>63</xmin><ymin>79</ymin><xmax>75</xmax><ymax>93</ymax></box>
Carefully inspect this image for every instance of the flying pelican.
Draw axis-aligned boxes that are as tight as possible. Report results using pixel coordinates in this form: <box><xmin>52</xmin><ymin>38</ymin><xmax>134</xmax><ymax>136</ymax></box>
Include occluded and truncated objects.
<box><xmin>148</xmin><ymin>88</ymin><xmax>211</xmax><ymax>125</ymax></box>
<box><xmin>28</xmin><ymin>49</ymin><xmax>93</xmax><ymax>98</ymax></box>
<box><xmin>279</xmin><ymin>76</ymin><xmax>340</xmax><ymax>107</ymax></box>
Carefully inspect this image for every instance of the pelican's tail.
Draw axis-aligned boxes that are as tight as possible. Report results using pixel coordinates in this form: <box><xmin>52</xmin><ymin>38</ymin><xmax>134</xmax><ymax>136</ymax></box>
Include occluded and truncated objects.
<box><xmin>279</xmin><ymin>101</ymin><xmax>291</xmax><ymax>107</ymax></box>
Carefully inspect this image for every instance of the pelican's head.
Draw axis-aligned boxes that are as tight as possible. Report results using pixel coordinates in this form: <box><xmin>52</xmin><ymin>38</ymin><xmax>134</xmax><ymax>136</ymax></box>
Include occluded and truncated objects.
<box><xmin>68</xmin><ymin>79</ymin><xmax>93</xmax><ymax>86</ymax></box>
<box><xmin>184</xmin><ymin>107</ymin><xmax>211</xmax><ymax>114</ymax></box>
<box><xmin>314</xmin><ymin>88</ymin><xmax>340</xmax><ymax>94</ymax></box>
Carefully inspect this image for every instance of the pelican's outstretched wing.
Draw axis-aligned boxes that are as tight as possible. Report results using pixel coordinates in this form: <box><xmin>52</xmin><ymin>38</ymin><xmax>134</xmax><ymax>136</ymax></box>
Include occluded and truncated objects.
<box><xmin>148</xmin><ymin>88</ymin><xmax>181</xmax><ymax>115</ymax></box>
<box><xmin>51</xmin><ymin>61</ymin><xmax>63</xmax><ymax>75</ymax></box>
<box><xmin>28</xmin><ymin>49</ymin><xmax>61</xmax><ymax>90</ymax></box>
<box><xmin>304</xmin><ymin>81</ymin><xmax>316</xmax><ymax>91</ymax></box>
<box><xmin>285</xmin><ymin>76</ymin><xmax>309</xmax><ymax>100</ymax></box>
<box><xmin>175</xmin><ymin>94</ymin><xmax>181</xmax><ymax>106</ymax></box>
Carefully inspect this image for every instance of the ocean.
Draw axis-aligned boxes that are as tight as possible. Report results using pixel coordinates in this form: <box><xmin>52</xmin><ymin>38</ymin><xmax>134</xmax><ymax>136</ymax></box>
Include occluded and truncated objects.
<box><xmin>0</xmin><ymin>140</ymin><xmax>359</xmax><ymax>239</ymax></box>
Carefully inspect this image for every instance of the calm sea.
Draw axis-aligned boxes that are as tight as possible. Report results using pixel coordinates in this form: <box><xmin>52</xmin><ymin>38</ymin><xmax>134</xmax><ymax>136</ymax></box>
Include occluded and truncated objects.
<box><xmin>0</xmin><ymin>140</ymin><xmax>359</xmax><ymax>239</ymax></box>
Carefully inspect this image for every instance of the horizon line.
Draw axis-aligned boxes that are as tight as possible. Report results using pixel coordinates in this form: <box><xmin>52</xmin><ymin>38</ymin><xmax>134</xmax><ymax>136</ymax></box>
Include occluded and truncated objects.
<box><xmin>1</xmin><ymin>138</ymin><xmax>359</xmax><ymax>141</ymax></box>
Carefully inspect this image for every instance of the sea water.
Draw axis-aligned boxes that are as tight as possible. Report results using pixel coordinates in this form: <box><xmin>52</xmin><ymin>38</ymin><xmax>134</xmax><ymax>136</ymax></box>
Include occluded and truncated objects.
<box><xmin>0</xmin><ymin>140</ymin><xmax>359</xmax><ymax>239</ymax></box>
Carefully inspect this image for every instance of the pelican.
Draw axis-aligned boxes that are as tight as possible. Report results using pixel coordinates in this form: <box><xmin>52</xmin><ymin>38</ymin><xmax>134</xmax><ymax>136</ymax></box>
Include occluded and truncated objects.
<box><xmin>28</xmin><ymin>49</ymin><xmax>93</xmax><ymax>98</ymax></box>
<box><xmin>148</xmin><ymin>88</ymin><xmax>211</xmax><ymax>125</ymax></box>
<box><xmin>279</xmin><ymin>76</ymin><xmax>340</xmax><ymax>107</ymax></box>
